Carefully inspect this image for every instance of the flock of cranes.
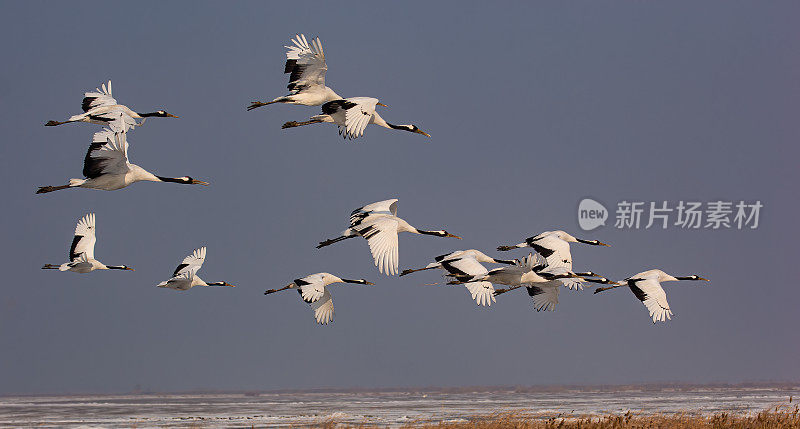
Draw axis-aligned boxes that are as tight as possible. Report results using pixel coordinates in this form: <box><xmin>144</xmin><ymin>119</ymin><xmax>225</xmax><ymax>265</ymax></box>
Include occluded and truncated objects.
<box><xmin>37</xmin><ymin>34</ymin><xmax>710</xmax><ymax>325</ymax></box>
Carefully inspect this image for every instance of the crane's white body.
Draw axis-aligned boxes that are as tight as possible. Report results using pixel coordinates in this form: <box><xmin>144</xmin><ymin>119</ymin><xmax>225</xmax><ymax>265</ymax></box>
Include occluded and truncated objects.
<box><xmin>158</xmin><ymin>247</ymin><xmax>234</xmax><ymax>291</ymax></box>
<box><xmin>281</xmin><ymin>35</ymin><xmax>341</xmax><ymax>105</ymax></box>
<box><xmin>304</xmin><ymin>97</ymin><xmax>427</xmax><ymax>140</ymax></box>
<box><xmin>271</xmin><ymin>273</ymin><xmax>371</xmax><ymax>325</ymax></box>
<box><xmin>312</xmin><ymin>97</ymin><xmax>383</xmax><ymax>139</ymax></box>
<box><xmin>319</xmin><ymin>199</ymin><xmax>459</xmax><ymax>276</ymax></box>
<box><xmin>158</xmin><ymin>271</ymin><xmax>213</xmax><ymax>291</ymax></box>
<box><xmin>257</xmin><ymin>34</ymin><xmax>342</xmax><ymax>106</ymax></box>
<box><xmin>65</xmin><ymin>82</ymin><xmax>138</xmax><ymax>131</ymax></box>
<box><xmin>618</xmin><ymin>269</ymin><xmax>680</xmax><ymax>323</ymax></box>
<box><xmin>403</xmin><ymin>249</ymin><xmax>517</xmax><ymax>306</ymax></box>
<box><xmin>49</xmin><ymin>81</ymin><xmax>175</xmax><ymax>131</ymax></box>
<box><xmin>71</xmin><ymin>129</ymin><xmax>158</xmax><ymax>190</ymax></box>
<box><xmin>463</xmin><ymin>254</ymin><xmax>573</xmax><ymax>312</ymax></box>
<box><xmin>437</xmin><ymin>254</ymin><xmax>496</xmax><ymax>306</ymax></box>
<box><xmin>502</xmin><ymin>230</ymin><xmax>606</xmax><ymax>290</ymax></box>
<box><xmin>37</xmin><ymin>128</ymin><xmax>206</xmax><ymax>193</ymax></box>
<box><xmin>475</xmin><ymin>254</ymin><xmax>552</xmax><ymax>286</ymax></box>
<box><xmin>43</xmin><ymin>213</ymin><xmax>131</xmax><ymax>273</ymax></box>
<box><xmin>423</xmin><ymin>249</ymin><xmax>506</xmax><ymax>270</ymax></box>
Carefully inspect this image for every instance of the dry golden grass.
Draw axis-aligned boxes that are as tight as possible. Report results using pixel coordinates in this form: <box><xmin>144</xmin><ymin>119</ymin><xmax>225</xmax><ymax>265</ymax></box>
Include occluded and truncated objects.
<box><xmin>307</xmin><ymin>404</ymin><xmax>800</xmax><ymax>428</ymax></box>
<box><xmin>402</xmin><ymin>405</ymin><xmax>800</xmax><ymax>429</ymax></box>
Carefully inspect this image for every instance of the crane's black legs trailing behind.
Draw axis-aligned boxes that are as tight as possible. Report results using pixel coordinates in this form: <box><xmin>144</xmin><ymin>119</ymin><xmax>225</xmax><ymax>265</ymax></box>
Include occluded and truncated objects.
<box><xmin>317</xmin><ymin>235</ymin><xmax>354</xmax><ymax>249</ymax></box>
<box><xmin>36</xmin><ymin>185</ymin><xmax>71</xmax><ymax>194</ymax></box>
<box><xmin>283</xmin><ymin>119</ymin><xmax>324</xmax><ymax>129</ymax></box>
<box><xmin>247</xmin><ymin>100</ymin><xmax>281</xmax><ymax>111</ymax></box>
<box><xmin>264</xmin><ymin>284</ymin><xmax>293</xmax><ymax>295</ymax></box>
<box><xmin>399</xmin><ymin>266</ymin><xmax>436</xmax><ymax>277</ymax></box>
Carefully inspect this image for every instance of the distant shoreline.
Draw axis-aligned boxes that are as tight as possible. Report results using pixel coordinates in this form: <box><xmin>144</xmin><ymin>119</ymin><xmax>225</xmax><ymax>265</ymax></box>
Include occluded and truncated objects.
<box><xmin>3</xmin><ymin>380</ymin><xmax>798</xmax><ymax>398</ymax></box>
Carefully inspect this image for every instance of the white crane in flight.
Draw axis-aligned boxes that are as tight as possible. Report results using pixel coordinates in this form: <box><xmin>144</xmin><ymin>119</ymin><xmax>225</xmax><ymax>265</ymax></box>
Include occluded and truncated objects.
<box><xmin>45</xmin><ymin>80</ymin><xmax>177</xmax><ymax>132</ymax></box>
<box><xmin>36</xmin><ymin>128</ymin><xmax>208</xmax><ymax>194</ymax></box>
<box><xmin>497</xmin><ymin>230</ymin><xmax>609</xmax><ymax>290</ymax></box>
<box><xmin>264</xmin><ymin>273</ymin><xmax>373</xmax><ymax>325</ymax></box>
<box><xmin>248</xmin><ymin>34</ymin><xmax>341</xmax><ymax>109</ymax></box>
<box><xmin>593</xmin><ymin>269</ymin><xmax>709</xmax><ymax>323</ymax></box>
<box><xmin>317</xmin><ymin>199</ymin><xmax>460</xmax><ymax>276</ymax></box>
<box><xmin>157</xmin><ymin>247</ymin><xmax>235</xmax><ymax>291</ymax></box>
<box><xmin>282</xmin><ymin>97</ymin><xmax>430</xmax><ymax>140</ymax></box>
<box><xmin>42</xmin><ymin>213</ymin><xmax>134</xmax><ymax>273</ymax></box>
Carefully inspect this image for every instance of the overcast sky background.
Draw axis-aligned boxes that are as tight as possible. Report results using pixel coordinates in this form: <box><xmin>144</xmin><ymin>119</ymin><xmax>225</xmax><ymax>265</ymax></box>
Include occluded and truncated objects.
<box><xmin>1</xmin><ymin>1</ymin><xmax>798</xmax><ymax>395</ymax></box>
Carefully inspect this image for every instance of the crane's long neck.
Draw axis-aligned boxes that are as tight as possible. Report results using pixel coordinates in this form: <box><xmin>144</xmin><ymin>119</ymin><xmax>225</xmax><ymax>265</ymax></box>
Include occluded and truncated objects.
<box><xmin>131</xmin><ymin>168</ymin><xmax>199</xmax><ymax>185</ymax></box>
<box><xmin>416</xmin><ymin>229</ymin><xmax>444</xmax><ymax>237</ymax></box>
<box><xmin>325</xmin><ymin>87</ymin><xmax>342</xmax><ymax>102</ymax></box>
<box><xmin>371</xmin><ymin>112</ymin><xmax>391</xmax><ymax>129</ymax></box>
<box><xmin>156</xmin><ymin>176</ymin><xmax>186</xmax><ymax>183</ymax></box>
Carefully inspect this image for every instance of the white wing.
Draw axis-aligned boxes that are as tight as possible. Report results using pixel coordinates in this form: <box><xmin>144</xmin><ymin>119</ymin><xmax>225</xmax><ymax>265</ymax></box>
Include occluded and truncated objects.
<box><xmin>83</xmin><ymin>129</ymin><xmax>130</xmax><ymax>178</ymax></box>
<box><xmin>296</xmin><ymin>274</ymin><xmax>326</xmax><ymax>303</ymax></box>
<box><xmin>81</xmin><ymin>81</ymin><xmax>117</xmax><ymax>112</ymax></box>
<box><xmin>358</xmin><ymin>217</ymin><xmax>400</xmax><ymax>276</ymax></box>
<box><xmin>526</xmin><ymin>281</ymin><xmax>561</xmax><ymax>312</ymax></box>
<box><xmin>69</xmin><ymin>213</ymin><xmax>96</xmax><ymax>262</ymax></box>
<box><xmin>159</xmin><ymin>270</ymin><xmax>195</xmax><ymax>291</ymax></box>
<box><xmin>342</xmin><ymin>97</ymin><xmax>378</xmax><ymax>139</ymax></box>
<box><xmin>349</xmin><ymin>199</ymin><xmax>398</xmax><ymax>226</ymax></box>
<box><xmin>531</xmin><ymin>234</ymin><xmax>584</xmax><ymax>290</ymax></box>
<box><xmin>173</xmin><ymin>247</ymin><xmax>206</xmax><ymax>276</ymax></box>
<box><xmin>102</xmin><ymin>109</ymin><xmax>138</xmax><ymax>133</ymax></box>
<box><xmin>520</xmin><ymin>252</ymin><xmax>546</xmax><ymax>270</ymax></box>
<box><xmin>310</xmin><ymin>288</ymin><xmax>334</xmax><ymax>325</ymax></box>
<box><xmin>627</xmin><ymin>277</ymin><xmax>673</xmax><ymax>323</ymax></box>
<box><xmin>284</xmin><ymin>34</ymin><xmax>328</xmax><ymax>92</ymax></box>
<box><xmin>441</xmin><ymin>256</ymin><xmax>489</xmax><ymax>278</ymax></box>
<box><xmin>465</xmin><ymin>281</ymin><xmax>496</xmax><ymax>306</ymax></box>
<box><xmin>440</xmin><ymin>256</ymin><xmax>494</xmax><ymax>306</ymax></box>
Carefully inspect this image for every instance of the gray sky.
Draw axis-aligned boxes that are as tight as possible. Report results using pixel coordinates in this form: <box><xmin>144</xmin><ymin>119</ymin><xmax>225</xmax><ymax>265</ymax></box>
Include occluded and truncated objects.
<box><xmin>1</xmin><ymin>1</ymin><xmax>798</xmax><ymax>395</ymax></box>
